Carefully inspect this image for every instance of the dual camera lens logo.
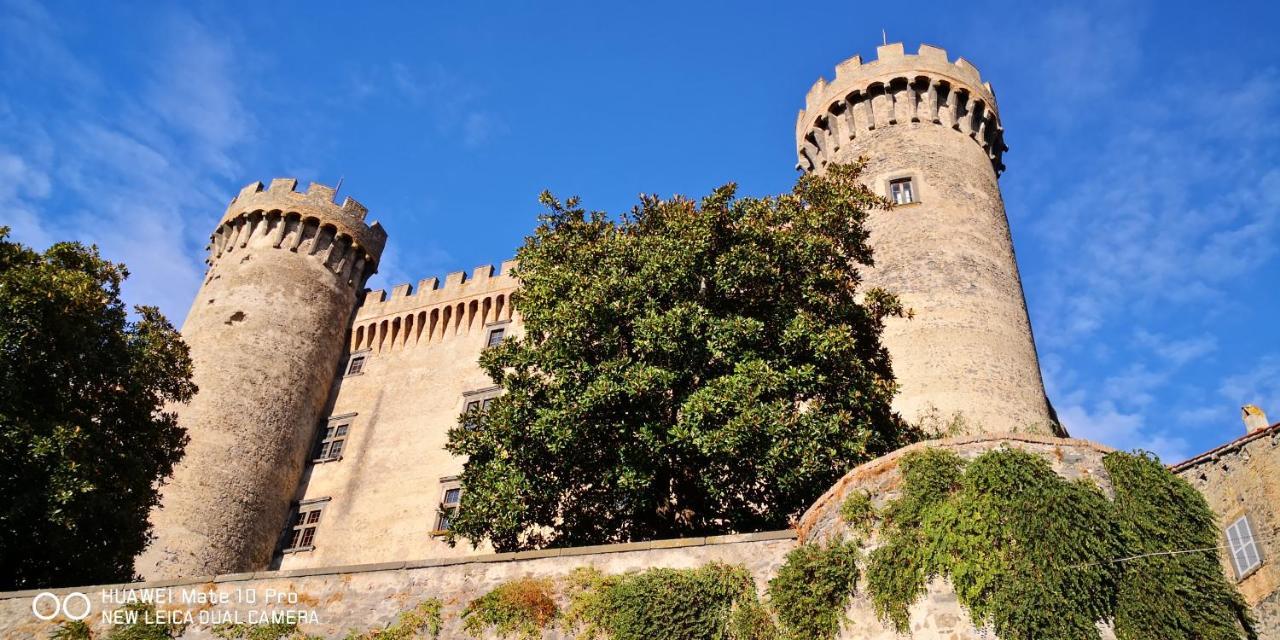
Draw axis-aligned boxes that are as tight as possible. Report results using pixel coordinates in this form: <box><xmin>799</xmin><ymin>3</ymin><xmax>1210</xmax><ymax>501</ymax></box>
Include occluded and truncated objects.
<box><xmin>32</xmin><ymin>592</ymin><xmax>92</xmax><ymax>621</ymax></box>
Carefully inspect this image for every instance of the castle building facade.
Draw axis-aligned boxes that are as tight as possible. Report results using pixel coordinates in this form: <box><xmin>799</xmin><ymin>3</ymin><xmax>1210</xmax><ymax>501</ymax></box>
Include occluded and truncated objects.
<box><xmin>138</xmin><ymin>43</ymin><xmax>1063</xmax><ymax>580</ymax></box>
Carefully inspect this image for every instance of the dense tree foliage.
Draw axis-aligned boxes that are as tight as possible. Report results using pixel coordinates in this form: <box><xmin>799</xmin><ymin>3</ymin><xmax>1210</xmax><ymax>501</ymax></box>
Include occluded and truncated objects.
<box><xmin>0</xmin><ymin>228</ymin><xmax>194</xmax><ymax>589</ymax></box>
<box><xmin>446</xmin><ymin>163</ymin><xmax>917</xmax><ymax>550</ymax></box>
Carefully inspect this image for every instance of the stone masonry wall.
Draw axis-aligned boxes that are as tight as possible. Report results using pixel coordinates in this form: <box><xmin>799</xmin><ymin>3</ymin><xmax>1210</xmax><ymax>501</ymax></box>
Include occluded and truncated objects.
<box><xmin>795</xmin><ymin>43</ymin><xmax>1057</xmax><ymax>437</ymax></box>
<box><xmin>799</xmin><ymin>433</ymin><xmax>1119</xmax><ymax>639</ymax></box>
<box><xmin>137</xmin><ymin>180</ymin><xmax>386</xmax><ymax>581</ymax></box>
<box><xmin>277</xmin><ymin>263</ymin><xmax>521</xmax><ymax>571</ymax></box>
<box><xmin>1</xmin><ymin>532</ymin><xmax>794</xmax><ymax>640</ymax></box>
<box><xmin>1175</xmin><ymin>424</ymin><xmax>1280</xmax><ymax>640</ymax></box>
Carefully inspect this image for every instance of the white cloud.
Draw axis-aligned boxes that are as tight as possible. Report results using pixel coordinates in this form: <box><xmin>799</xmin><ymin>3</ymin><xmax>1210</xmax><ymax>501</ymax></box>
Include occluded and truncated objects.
<box><xmin>1134</xmin><ymin>329</ymin><xmax>1217</xmax><ymax>366</ymax></box>
<box><xmin>1220</xmin><ymin>356</ymin><xmax>1280</xmax><ymax>419</ymax></box>
<box><xmin>1057</xmin><ymin>401</ymin><xmax>1189</xmax><ymax>462</ymax></box>
<box><xmin>0</xmin><ymin>7</ymin><xmax>253</xmax><ymax>323</ymax></box>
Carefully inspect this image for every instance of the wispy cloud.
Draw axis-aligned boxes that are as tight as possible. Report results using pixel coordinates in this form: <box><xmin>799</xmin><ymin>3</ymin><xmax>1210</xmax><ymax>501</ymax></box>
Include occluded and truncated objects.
<box><xmin>1010</xmin><ymin>1</ymin><xmax>1280</xmax><ymax>459</ymax></box>
<box><xmin>360</xmin><ymin>61</ymin><xmax>508</xmax><ymax>149</ymax></box>
<box><xmin>0</xmin><ymin>4</ymin><xmax>253</xmax><ymax>323</ymax></box>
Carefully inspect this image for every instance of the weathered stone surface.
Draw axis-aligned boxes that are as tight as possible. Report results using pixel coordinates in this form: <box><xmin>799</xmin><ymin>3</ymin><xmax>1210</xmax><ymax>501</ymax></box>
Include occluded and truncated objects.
<box><xmin>0</xmin><ymin>534</ymin><xmax>795</xmax><ymax>639</ymax></box>
<box><xmin>1175</xmin><ymin>423</ymin><xmax>1280</xmax><ymax>639</ymax></box>
<box><xmin>278</xmin><ymin>263</ymin><xmax>521</xmax><ymax>571</ymax></box>
<box><xmin>798</xmin><ymin>434</ymin><xmax>1118</xmax><ymax>640</ymax></box>
<box><xmin>795</xmin><ymin>43</ymin><xmax>1057</xmax><ymax>437</ymax></box>
<box><xmin>135</xmin><ymin>180</ymin><xmax>386</xmax><ymax>581</ymax></box>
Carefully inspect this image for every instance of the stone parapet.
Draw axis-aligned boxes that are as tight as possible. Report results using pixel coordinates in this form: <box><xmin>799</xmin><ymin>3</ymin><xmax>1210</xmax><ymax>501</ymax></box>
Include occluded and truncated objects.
<box><xmin>795</xmin><ymin>43</ymin><xmax>1006</xmax><ymax>174</ymax></box>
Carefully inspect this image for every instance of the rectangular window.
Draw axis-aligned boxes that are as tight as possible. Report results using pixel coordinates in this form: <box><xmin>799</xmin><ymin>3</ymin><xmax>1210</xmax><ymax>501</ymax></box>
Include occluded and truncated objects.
<box><xmin>889</xmin><ymin>177</ymin><xmax>915</xmax><ymax>205</ymax></box>
<box><xmin>434</xmin><ymin>480</ymin><xmax>462</xmax><ymax>534</ymax></box>
<box><xmin>315</xmin><ymin>421</ymin><xmax>350</xmax><ymax>461</ymax></box>
<box><xmin>1227</xmin><ymin>515</ymin><xmax>1263</xmax><ymax>580</ymax></box>
<box><xmin>346</xmin><ymin>353</ymin><xmax>367</xmax><ymax>376</ymax></box>
<box><xmin>283</xmin><ymin>503</ymin><xmax>324</xmax><ymax>553</ymax></box>
<box><xmin>486</xmin><ymin>327</ymin><xmax>506</xmax><ymax>347</ymax></box>
<box><xmin>463</xmin><ymin>396</ymin><xmax>495</xmax><ymax>430</ymax></box>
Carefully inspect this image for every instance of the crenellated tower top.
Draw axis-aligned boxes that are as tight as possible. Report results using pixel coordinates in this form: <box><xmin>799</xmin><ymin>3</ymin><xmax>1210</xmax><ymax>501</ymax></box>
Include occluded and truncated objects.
<box><xmin>222</xmin><ymin>178</ymin><xmax>388</xmax><ymax>262</ymax></box>
<box><xmin>205</xmin><ymin>178</ymin><xmax>388</xmax><ymax>288</ymax></box>
<box><xmin>795</xmin><ymin>43</ymin><xmax>1007</xmax><ymax>174</ymax></box>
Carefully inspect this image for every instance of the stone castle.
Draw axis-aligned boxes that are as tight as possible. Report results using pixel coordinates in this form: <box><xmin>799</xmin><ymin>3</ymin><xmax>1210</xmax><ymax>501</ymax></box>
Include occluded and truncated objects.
<box><xmin>135</xmin><ymin>41</ymin><xmax>1064</xmax><ymax>582</ymax></box>
<box><xmin>4</xmin><ymin>43</ymin><xmax>1268</xmax><ymax>640</ymax></box>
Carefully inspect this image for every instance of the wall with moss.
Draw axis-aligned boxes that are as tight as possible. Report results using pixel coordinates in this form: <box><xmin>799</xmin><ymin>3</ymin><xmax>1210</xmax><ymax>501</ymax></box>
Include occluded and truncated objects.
<box><xmin>3</xmin><ymin>433</ymin><xmax>1260</xmax><ymax>639</ymax></box>
<box><xmin>0</xmin><ymin>531</ymin><xmax>794</xmax><ymax>639</ymax></box>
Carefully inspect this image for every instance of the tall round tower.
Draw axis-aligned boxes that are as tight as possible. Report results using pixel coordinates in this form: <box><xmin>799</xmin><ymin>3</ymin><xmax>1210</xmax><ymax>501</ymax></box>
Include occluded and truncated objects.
<box><xmin>795</xmin><ymin>43</ymin><xmax>1060</xmax><ymax>436</ymax></box>
<box><xmin>137</xmin><ymin>179</ymin><xmax>386</xmax><ymax>579</ymax></box>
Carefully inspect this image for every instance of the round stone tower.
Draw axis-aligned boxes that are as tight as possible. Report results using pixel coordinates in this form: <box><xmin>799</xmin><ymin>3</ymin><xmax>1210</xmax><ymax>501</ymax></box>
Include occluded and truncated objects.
<box><xmin>795</xmin><ymin>43</ymin><xmax>1059</xmax><ymax>436</ymax></box>
<box><xmin>136</xmin><ymin>178</ymin><xmax>386</xmax><ymax>580</ymax></box>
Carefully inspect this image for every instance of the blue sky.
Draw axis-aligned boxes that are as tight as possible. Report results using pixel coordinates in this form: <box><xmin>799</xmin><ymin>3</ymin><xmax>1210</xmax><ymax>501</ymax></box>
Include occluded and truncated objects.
<box><xmin>2</xmin><ymin>0</ymin><xmax>1277</xmax><ymax>462</ymax></box>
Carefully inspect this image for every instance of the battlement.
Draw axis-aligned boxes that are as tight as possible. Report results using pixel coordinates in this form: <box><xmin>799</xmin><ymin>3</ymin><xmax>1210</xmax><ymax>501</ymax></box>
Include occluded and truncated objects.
<box><xmin>795</xmin><ymin>43</ymin><xmax>1006</xmax><ymax>174</ymax></box>
<box><xmin>220</xmin><ymin>178</ymin><xmax>388</xmax><ymax>265</ymax></box>
<box><xmin>204</xmin><ymin>179</ymin><xmax>389</xmax><ymax>288</ymax></box>
<box><xmin>357</xmin><ymin>260</ymin><xmax>519</xmax><ymax>321</ymax></box>
<box><xmin>350</xmin><ymin>261</ymin><xmax>519</xmax><ymax>353</ymax></box>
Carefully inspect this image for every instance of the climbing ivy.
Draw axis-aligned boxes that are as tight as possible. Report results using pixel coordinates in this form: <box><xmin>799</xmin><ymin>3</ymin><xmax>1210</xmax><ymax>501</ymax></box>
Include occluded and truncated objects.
<box><xmin>345</xmin><ymin>598</ymin><xmax>444</xmax><ymax>640</ymax></box>
<box><xmin>212</xmin><ymin>621</ymin><xmax>315</xmax><ymax>640</ymax></box>
<box><xmin>564</xmin><ymin>563</ymin><xmax>774</xmax><ymax>640</ymax></box>
<box><xmin>50</xmin><ymin>620</ymin><xmax>92</xmax><ymax>640</ymax></box>
<box><xmin>462</xmin><ymin>577</ymin><xmax>559</xmax><ymax>640</ymax></box>
<box><xmin>766</xmin><ymin>540</ymin><xmax>861</xmax><ymax>639</ymax></box>
<box><xmin>839</xmin><ymin>489</ymin><xmax>876</xmax><ymax>535</ymax></box>
<box><xmin>104</xmin><ymin>603</ymin><xmax>185</xmax><ymax>640</ymax></box>
<box><xmin>1106</xmin><ymin>452</ymin><xmax>1256</xmax><ymax>639</ymax></box>
<box><xmin>863</xmin><ymin>448</ymin><xmax>1256</xmax><ymax>640</ymax></box>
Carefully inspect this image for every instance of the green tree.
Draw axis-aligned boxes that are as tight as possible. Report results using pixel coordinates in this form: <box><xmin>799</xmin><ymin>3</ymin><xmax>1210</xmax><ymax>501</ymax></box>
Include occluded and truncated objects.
<box><xmin>0</xmin><ymin>228</ymin><xmax>194</xmax><ymax>589</ymax></box>
<box><xmin>446</xmin><ymin>163</ymin><xmax>917</xmax><ymax>550</ymax></box>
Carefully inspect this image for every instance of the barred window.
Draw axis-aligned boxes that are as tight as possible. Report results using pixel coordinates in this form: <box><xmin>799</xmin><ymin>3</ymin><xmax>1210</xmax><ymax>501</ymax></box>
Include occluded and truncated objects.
<box><xmin>283</xmin><ymin>503</ymin><xmax>325</xmax><ymax>553</ymax></box>
<box><xmin>889</xmin><ymin>177</ymin><xmax>915</xmax><ymax>205</ymax></box>
<box><xmin>1227</xmin><ymin>515</ymin><xmax>1263</xmax><ymax>580</ymax></box>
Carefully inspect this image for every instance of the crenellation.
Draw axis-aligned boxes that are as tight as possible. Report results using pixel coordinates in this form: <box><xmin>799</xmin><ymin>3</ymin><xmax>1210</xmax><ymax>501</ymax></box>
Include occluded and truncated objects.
<box><xmin>796</xmin><ymin>43</ymin><xmax>1002</xmax><ymax>173</ymax></box>
<box><xmin>796</xmin><ymin>43</ymin><xmax>1056</xmax><ymax>437</ymax></box>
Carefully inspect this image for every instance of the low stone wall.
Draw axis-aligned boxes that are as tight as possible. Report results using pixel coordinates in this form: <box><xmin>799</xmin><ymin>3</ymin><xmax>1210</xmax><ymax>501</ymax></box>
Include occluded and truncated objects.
<box><xmin>0</xmin><ymin>531</ymin><xmax>795</xmax><ymax>639</ymax></box>
<box><xmin>0</xmin><ymin>434</ymin><xmax>1136</xmax><ymax>640</ymax></box>
<box><xmin>797</xmin><ymin>433</ymin><xmax>1120</xmax><ymax>640</ymax></box>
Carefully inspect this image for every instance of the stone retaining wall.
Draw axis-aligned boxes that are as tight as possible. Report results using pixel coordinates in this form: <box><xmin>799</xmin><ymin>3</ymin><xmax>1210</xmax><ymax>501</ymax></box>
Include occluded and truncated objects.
<box><xmin>0</xmin><ymin>531</ymin><xmax>795</xmax><ymax>639</ymax></box>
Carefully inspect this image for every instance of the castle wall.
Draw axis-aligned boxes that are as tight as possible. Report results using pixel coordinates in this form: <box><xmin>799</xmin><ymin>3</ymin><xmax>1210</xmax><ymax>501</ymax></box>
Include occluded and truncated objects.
<box><xmin>274</xmin><ymin>264</ymin><xmax>521</xmax><ymax>570</ymax></box>
<box><xmin>1</xmin><ymin>532</ymin><xmax>795</xmax><ymax>639</ymax></box>
<box><xmin>795</xmin><ymin>43</ymin><xmax>1057</xmax><ymax>437</ymax></box>
<box><xmin>7</xmin><ymin>436</ymin><xmax>1127</xmax><ymax>639</ymax></box>
<box><xmin>136</xmin><ymin>180</ymin><xmax>385</xmax><ymax>581</ymax></box>
<box><xmin>799</xmin><ymin>433</ymin><xmax>1119</xmax><ymax>639</ymax></box>
<box><xmin>1175</xmin><ymin>424</ymin><xmax>1280</xmax><ymax>639</ymax></box>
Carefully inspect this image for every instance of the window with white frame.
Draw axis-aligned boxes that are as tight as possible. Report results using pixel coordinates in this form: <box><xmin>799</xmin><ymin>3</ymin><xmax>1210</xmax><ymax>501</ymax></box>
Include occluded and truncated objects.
<box><xmin>486</xmin><ymin>326</ymin><xmax>506</xmax><ymax>347</ymax></box>
<box><xmin>889</xmin><ymin>177</ymin><xmax>916</xmax><ymax>205</ymax></box>
<box><xmin>1227</xmin><ymin>515</ymin><xmax>1263</xmax><ymax>580</ymax></box>
<box><xmin>433</xmin><ymin>478</ymin><xmax>462</xmax><ymax>534</ymax></box>
<box><xmin>345</xmin><ymin>351</ymin><xmax>369</xmax><ymax>376</ymax></box>
<box><xmin>282</xmin><ymin>500</ymin><xmax>327</xmax><ymax>553</ymax></box>
<box><xmin>314</xmin><ymin>417</ymin><xmax>352</xmax><ymax>462</ymax></box>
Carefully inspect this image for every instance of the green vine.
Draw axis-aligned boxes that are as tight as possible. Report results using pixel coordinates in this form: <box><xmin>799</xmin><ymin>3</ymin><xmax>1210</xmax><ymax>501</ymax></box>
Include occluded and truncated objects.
<box><xmin>564</xmin><ymin>563</ymin><xmax>773</xmax><ymax>640</ymax></box>
<box><xmin>1106</xmin><ymin>452</ymin><xmax>1256</xmax><ymax>639</ymax></box>
<box><xmin>839</xmin><ymin>489</ymin><xmax>876</xmax><ymax>535</ymax></box>
<box><xmin>463</xmin><ymin>577</ymin><xmax>559</xmax><ymax>639</ymax></box>
<box><xmin>50</xmin><ymin>620</ymin><xmax>92</xmax><ymax>640</ymax></box>
<box><xmin>766</xmin><ymin>540</ymin><xmax>860</xmax><ymax>639</ymax></box>
<box><xmin>863</xmin><ymin>448</ymin><xmax>1255</xmax><ymax>640</ymax></box>
<box><xmin>104</xmin><ymin>603</ymin><xmax>186</xmax><ymax>640</ymax></box>
<box><xmin>213</xmin><ymin>621</ymin><xmax>315</xmax><ymax>640</ymax></box>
